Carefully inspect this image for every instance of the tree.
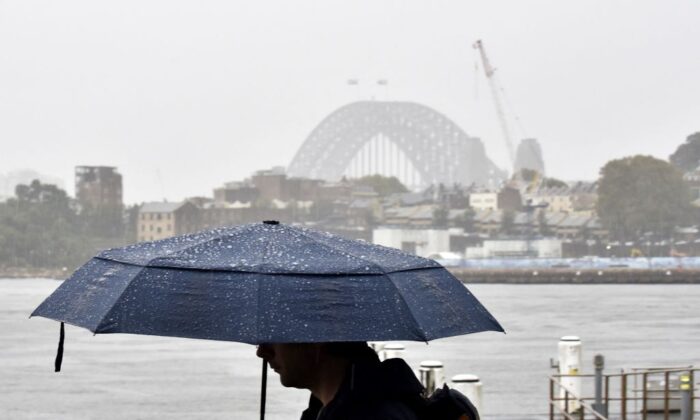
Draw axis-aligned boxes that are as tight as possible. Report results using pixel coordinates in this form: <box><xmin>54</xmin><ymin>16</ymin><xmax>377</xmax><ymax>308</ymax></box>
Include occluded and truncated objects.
<box><xmin>597</xmin><ymin>155</ymin><xmax>692</xmax><ymax>241</ymax></box>
<box><xmin>514</xmin><ymin>168</ymin><xmax>567</xmax><ymax>189</ymax></box>
<box><xmin>458</xmin><ymin>207</ymin><xmax>476</xmax><ymax>232</ymax></box>
<box><xmin>670</xmin><ymin>132</ymin><xmax>700</xmax><ymax>172</ymax></box>
<box><xmin>432</xmin><ymin>206</ymin><xmax>448</xmax><ymax>228</ymax></box>
<box><xmin>354</xmin><ymin>175</ymin><xmax>408</xmax><ymax>196</ymax></box>
<box><xmin>0</xmin><ymin>180</ymin><xmax>87</xmax><ymax>268</ymax></box>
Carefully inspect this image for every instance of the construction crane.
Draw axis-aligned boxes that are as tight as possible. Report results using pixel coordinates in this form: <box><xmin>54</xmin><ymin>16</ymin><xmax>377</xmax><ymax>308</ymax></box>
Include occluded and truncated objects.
<box><xmin>472</xmin><ymin>39</ymin><xmax>517</xmax><ymax>168</ymax></box>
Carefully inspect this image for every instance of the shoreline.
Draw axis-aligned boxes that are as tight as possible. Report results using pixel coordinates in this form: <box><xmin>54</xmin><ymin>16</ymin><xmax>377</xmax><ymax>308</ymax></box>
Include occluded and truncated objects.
<box><xmin>0</xmin><ymin>268</ymin><xmax>68</xmax><ymax>280</ymax></box>
<box><xmin>2</xmin><ymin>267</ymin><xmax>700</xmax><ymax>284</ymax></box>
<box><xmin>450</xmin><ymin>268</ymin><xmax>700</xmax><ymax>284</ymax></box>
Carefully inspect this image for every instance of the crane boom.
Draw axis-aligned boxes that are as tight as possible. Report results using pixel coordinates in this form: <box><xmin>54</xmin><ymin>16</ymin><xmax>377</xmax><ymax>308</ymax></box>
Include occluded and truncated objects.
<box><xmin>473</xmin><ymin>39</ymin><xmax>516</xmax><ymax>167</ymax></box>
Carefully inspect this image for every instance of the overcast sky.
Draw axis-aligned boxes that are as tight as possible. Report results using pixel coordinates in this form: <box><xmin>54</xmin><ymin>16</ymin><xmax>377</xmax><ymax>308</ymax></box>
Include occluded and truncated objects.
<box><xmin>1</xmin><ymin>1</ymin><xmax>698</xmax><ymax>204</ymax></box>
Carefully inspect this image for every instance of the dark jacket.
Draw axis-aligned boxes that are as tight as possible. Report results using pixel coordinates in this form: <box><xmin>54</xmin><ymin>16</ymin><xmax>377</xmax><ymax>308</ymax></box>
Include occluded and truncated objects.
<box><xmin>300</xmin><ymin>349</ymin><xmax>425</xmax><ymax>420</ymax></box>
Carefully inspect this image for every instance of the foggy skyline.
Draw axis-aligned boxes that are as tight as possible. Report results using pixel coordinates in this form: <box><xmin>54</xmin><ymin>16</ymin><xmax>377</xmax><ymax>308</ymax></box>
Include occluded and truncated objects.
<box><xmin>1</xmin><ymin>1</ymin><xmax>699</xmax><ymax>204</ymax></box>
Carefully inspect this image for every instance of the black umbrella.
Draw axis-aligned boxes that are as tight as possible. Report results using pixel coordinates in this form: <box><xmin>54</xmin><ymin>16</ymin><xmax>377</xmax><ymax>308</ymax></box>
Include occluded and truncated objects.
<box><xmin>33</xmin><ymin>221</ymin><xmax>503</xmax><ymax>418</ymax></box>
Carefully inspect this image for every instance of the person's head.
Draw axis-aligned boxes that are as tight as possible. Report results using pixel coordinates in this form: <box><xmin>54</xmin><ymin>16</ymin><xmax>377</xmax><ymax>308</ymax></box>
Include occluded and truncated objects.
<box><xmin>256</xmin><ymin>343</ymin><xmax>321</xmax><ymax>389</ymax></box>
<box><xmin>255</xmin><ymin>341</ymin><xmax>372</xmax><ymax>390</ymax></box>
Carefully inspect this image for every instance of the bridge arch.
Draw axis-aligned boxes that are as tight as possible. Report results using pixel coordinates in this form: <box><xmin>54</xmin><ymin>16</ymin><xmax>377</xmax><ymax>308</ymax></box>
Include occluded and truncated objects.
<box><xmin>287</xmin><ymin>101</ymin><xmax>503</xmax><ymax>188</ymax></box>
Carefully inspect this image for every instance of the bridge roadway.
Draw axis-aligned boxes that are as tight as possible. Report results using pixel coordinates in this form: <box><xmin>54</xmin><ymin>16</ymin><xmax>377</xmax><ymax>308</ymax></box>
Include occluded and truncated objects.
<box><xmin>450</xmin><ymin>267</ymin><xmax>700</xmax><ymax>284</ymax></box>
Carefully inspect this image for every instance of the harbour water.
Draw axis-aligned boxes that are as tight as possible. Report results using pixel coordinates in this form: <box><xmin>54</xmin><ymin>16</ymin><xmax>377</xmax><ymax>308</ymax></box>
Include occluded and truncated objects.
<box><xmin>1</xmin><ymin>279</ymin><xmax>698</xmax><ymax>419</ymax></box>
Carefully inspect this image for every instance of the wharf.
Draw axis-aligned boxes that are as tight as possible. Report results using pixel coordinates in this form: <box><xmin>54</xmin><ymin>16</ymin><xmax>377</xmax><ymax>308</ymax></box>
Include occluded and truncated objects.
<box><xmin>449</xmin><ymin>267</ymin><xmax>700</xmax><ymax>284</ymax></box>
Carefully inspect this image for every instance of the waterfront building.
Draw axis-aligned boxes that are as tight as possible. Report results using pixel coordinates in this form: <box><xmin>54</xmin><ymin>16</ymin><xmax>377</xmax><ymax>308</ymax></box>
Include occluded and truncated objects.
<box><xmin>469</xmin><ymin>191</ymin><xmax>498</xmax><ymax>210</ymax></box>
<box><xmin>373</xmin><ymin>227</ymin><xmax>450</xmax><ymax>257</ymax></box>
<box><xmin>466</xmin><ymin>238</ymin><xmax>562</xmax><ymax>258</ymax></box>
<box><xmin>137</xmin><ymin>201</ymin><xmax>199</xmax><ymax>242</ymax></box>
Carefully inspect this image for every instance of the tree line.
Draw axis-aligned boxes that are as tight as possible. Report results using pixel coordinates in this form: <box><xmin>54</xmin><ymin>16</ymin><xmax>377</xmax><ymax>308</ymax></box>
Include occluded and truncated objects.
<box><xmin>0</xmin><ymin>131</ymin><xmax>698</xmax><ymax>270</ymax></box>
<box><xmin>0</xmin><ymin>180</ymin><xmax>134</xmax><ymax>271</ymax></box>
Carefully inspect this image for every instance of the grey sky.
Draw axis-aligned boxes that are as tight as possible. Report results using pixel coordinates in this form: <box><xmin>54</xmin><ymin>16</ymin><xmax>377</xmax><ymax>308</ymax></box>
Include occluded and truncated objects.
<box><xmin>1</xmin><ymin>1</ymin><xmax>698</xmax><ymax>204</ymax></box>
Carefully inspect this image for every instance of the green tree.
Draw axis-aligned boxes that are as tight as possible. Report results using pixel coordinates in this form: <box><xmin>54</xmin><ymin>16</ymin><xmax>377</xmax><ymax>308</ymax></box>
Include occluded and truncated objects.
<box><xmin>514</xmin><ymin>169</ymin><xmax>567</xmax><ymax>189</ymax></box>
<box><xmin>597</xmin><ymin>155</ymin><xmax>692</xmax><ymax>241</ymax></box>
<box><xmin>670</xmin><ymin>132</ymin><xmax>700</xmax><ymax>172</ymax></box>
<box><xmin>0</xmin><ymin>180</ymin><xmax>88</xmax><ymax>268</ymax></box>
<box><xmin>458</xmin><ymin>207</ymin><xmax>476</xmax><ymax>232</ymax></box>
<box><xmin>542</xmin><ymin>177</ymin><xmax>568</xmax><ymax>189</ymax></box>
<box><xmin>354</xmin><ymin>175</ymin><xmax>408</xmax><ymax>196</ymax></box>
<box><xmin>432</xmin><ymin>206</ymin><xmax>448</xmax><ymax>228</ymax></box>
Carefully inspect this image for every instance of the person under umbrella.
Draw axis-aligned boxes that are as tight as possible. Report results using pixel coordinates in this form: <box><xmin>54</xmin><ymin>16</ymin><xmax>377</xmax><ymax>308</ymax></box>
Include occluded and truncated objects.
<box><xmin>32</xmin><ymin>221</ymin><xmax>503</xmax><ymax>419</ymax></box>
<box><xmin>257</xmin><ymin>341</ymin><xmax>425</xmax><ymax>420</ymax></box>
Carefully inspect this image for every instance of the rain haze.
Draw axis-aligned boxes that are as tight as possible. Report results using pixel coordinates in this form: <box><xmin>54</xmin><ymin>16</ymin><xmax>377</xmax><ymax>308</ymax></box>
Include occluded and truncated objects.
<box><xmin>1</xmin><ymin>1</ymin><xmax>699</xmax><ymax>203</ymax></box>
<box><xmin>2</xmin><ymin>2</ymin><xmax>700</xmax><ymax>420</ymax></box>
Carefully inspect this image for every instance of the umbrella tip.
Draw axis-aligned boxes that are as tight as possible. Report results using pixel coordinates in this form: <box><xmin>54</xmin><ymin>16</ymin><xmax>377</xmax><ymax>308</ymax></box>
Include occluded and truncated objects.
<box><xmin>262</xmin><ymin>220</ymin><xmax>280</xmax><ymax>225</ymax></box>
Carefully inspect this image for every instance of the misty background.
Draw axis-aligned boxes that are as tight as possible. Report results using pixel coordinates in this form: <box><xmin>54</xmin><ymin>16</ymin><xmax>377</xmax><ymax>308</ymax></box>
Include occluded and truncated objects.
<box><xmin>1</xmin><ymin>0</ymin><xmax>699</xmax><ymax>204</ymax></box>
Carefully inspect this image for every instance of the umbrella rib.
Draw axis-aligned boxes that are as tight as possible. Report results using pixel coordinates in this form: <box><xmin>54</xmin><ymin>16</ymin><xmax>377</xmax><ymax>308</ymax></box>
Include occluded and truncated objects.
<box><xmin>92</xmin><ymin>262</ymin><xmax>149</xmax><ymax>334</ymax></box>
<box><xmin>385</xmin><ymin>273</ymin><xmax>430</xmax><ymax>341</ymax></box>
<box><xmin>293</xmin><ymin>230</ymin><xmax>388</xmax><ymax>274</ymax></box>
<box><xmin>255</xmin><ymin>232</ymin><xmax>277</xmax><ymax>344</ymax></box>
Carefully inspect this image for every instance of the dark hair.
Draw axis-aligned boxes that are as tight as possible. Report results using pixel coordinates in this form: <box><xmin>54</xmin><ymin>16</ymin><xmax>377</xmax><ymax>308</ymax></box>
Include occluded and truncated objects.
<box><xmin>324</xmin><ymin>341</ymin><xmax>376</xmax><ymax>362</ymax></box>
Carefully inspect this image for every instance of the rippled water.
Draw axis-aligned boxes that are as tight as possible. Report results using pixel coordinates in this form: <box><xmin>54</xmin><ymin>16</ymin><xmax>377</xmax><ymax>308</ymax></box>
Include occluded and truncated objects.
<box><xmin>1</xmin><ymin>279</ymin><xmax>698</xmax><ymax>419</ymax></box>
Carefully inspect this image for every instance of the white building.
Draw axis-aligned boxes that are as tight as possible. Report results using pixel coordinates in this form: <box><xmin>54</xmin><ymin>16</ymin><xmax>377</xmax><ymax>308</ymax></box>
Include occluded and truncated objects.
<box><xmin>466</xmin><ymin>238</ymin><xmax>562</xmax><ymax>258</ymax></box>
<box><xmin>469</xmin><ymin>192</ymin><xmax>499</xmax><ymax>210</ymax></box>
<box><xmin>373</xmin><ymin>228</ymin><xmax>450</xmax><ymax>257</ymax></box>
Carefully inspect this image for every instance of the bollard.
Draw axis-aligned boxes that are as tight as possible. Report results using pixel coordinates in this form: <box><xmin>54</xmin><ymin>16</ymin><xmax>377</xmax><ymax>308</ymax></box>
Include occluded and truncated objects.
<box><xmin>383</xmin><ymin>343</ymin><xmax>406</xmax><ymax>360</ymax></box>
<box><xmin>452</xmin><ymin>374</ymin><xmax>483</xmax><ymax>415</ymax></box>
<box><xmin>369</xmin><ymin>341</ymin><xmax>386</xmax><ymax>361</ymax></box>
<box><xmin>558</xmin><ymin>336</ymin><xmax>582</xmax><ymax>412</ymax></box>
<box><xmin>592</xmin><ymin>354</ymin><xmax>608</xmax><ymax>417</ymax></box>
<box><xmin>419</xmin><ymin>360</ymin><xmax>445</xmax><ymax>395</ymax></box>
<box><xmin>680</xmin><ymin>373</ymin><xmax>692</xmax><ymax>420</ymax></box>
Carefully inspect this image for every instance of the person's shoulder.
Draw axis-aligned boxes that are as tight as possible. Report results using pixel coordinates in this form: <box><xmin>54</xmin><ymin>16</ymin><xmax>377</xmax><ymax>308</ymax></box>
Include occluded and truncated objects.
<box><xmin>366</xmin><ymin>399</ymin><xmax>421</xmax><ymax>420</ymax></box>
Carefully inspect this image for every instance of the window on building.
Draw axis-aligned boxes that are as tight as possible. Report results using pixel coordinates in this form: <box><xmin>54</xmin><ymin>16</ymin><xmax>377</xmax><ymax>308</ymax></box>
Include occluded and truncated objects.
<box><xmin>149</xmin><ymin>225</ymin><xmax>153</xmax><ymax>231</ymax></box>
<box><xmin>157</xmin><ymin>213</ymin><xmax>162</xmax><ymax>220</ymax></box>
<box><xmin>157</xmin><ymin>227</ymin><xmax>162</xmax><ymax>233</ymax></box>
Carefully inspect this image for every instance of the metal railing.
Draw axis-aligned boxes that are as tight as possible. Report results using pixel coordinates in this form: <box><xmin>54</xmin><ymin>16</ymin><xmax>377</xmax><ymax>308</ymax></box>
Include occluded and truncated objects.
<box><xmin>549</xmin><ymin>367</ymin><xmax>698</xmax><ymax>420</ymax></box>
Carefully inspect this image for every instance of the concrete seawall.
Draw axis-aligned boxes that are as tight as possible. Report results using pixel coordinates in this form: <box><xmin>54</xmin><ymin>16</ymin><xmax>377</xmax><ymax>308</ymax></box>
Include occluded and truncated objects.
<box><xmin>3</xmin><ymin>267</ymin><xmax>700</xmax><ymax>284</ymax></box>
<box><xmin>449</xmin><ymin>268</ymin><xmax>700</xmax><ymax>284</ymax></box>
<box><xmin>0</xmin><ymin>268</ymin><xmax>67</xmax><ymax>279</ymax></box>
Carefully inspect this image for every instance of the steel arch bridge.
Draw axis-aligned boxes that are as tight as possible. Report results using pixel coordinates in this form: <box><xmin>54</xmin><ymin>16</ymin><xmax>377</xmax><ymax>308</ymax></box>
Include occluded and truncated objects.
<box><xmin>287</xmin><ymin>101</ymin><xmax>504</xmax><ymax>188</ymax></box>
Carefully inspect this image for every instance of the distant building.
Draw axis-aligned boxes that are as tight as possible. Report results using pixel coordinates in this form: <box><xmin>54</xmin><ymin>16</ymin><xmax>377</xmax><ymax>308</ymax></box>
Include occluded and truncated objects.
<box><xmin>497</xmin><ymin>186</ymin><xmax>523</xmax><ymax>212</ymax></box>
<box><xmin>137</xmin><ymin>201</ymin><xmax>200</xmax><ymax>242</ymax></box>
<box><xmin>469</xmin><ymin>191</ymin><xmax>498</xmax><ymax>210</ymax></box>
<box><xmin>531</xmin><ymin>187</ymin><xmax>574</xmax><ymax>213</ymax></box>
<box><xmin>373</xmin><ymin>228</ymin><xmax>450</xmax><ymax>257</ymax></box>
<box><xmin>514</xmin><ymin>138</ymin><xmax>545</xmax><ymax>175</ymax></box>
<box><xmin>214</xmin><ymin>181</ymin><xmax>259</xmax><ymax>205</ymax></box>
<box><xmin>466</xmin><ymin>238</ymin><xmax>562</xmax><ymax>258</ymax></box>
<box><xmin>75</xmin><ymin>166</ymin><xmax>123</xmax><ymax>210</ymax></box>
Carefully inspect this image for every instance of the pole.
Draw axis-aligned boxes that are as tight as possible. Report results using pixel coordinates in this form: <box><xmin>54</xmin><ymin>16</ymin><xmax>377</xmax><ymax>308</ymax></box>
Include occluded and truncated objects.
<box><xmin>680</xmin><ymin>373</ymin><xmax>692</xmax><ymax>420</ymax></box>
<box><xmin>260</xmin><ymin>360</ymin><xmax>267</xmax><ymax>420</ymax></box>
<box><xmin>593</xmin><ymin>354</ymin><xmax>607</xmax><ymax>417</ymax></box>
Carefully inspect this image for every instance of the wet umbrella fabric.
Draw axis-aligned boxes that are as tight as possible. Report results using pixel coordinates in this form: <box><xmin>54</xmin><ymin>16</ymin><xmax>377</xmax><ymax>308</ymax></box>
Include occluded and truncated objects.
<box><xmin>32</xmin><ymin>222</ymin><xmax>504</xmax><ymax>419</ymax></box>
<box><xmin>32</xmin><ymin>222</ymin><xmax>503</xmax><ymax>344</ymax></box>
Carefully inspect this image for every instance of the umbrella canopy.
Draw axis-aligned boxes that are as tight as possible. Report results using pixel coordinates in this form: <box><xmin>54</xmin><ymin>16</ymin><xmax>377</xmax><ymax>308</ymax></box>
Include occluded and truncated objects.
<box><xmin>32</xmin><ymin>222</ymin><xmax>503</xmax><ymax>344</ymax></box>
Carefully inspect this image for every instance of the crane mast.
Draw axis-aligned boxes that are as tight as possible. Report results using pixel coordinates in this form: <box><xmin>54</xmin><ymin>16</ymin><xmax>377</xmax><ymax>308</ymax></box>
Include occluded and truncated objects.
<box><xmin>473</xmin><ymin>39</ymin><xmax>516</xmax><ymax>168</ymax></box>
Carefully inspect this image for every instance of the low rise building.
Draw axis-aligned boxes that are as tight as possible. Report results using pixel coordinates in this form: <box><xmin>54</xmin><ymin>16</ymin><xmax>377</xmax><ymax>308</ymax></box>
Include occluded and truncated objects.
<box><xmin>469</xmin><ymin>191</ymin><xmax>498</xmax><ymax>210</ymax></box>
<box><xmin>466</xmin><ymin>238</ymin><xmax>562</xmax><ymax>258</ymax></box>
<box><xmin>373</xmin><ymin>227</ymin><xmax>450</xmax><ymax>257</ymax></box>
<box><xmin>137</xmin><ymin>201</ymin><xmax>200</xmax><ymax>242</ymax></box>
